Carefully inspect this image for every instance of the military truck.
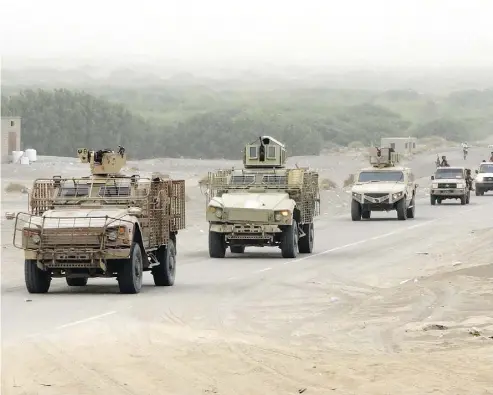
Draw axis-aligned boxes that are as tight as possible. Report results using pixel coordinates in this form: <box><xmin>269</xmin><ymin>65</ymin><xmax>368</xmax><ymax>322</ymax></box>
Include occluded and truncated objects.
<box><xmin>13</xmin><ymin>147</ymin><xmax>186</xmax><ymax>294</ymax></box>
<box><xmin>430</xmin><ymin>166</ymin><xmax>470</xmax><ymax>205</ymax></box>
<box><xmin>351</xmin><ymin>147</ymin><xmax>417</xmax><ymax>221</ymax></box>
<box><xmin>204</xmin><ymin>136</ymin><xmax>320</xmax><ymax>259</ymax></box>
<box><xmin>474</xmin><ymin>161</ymin><xmax>493</xmax><ymax>196</ymax></box>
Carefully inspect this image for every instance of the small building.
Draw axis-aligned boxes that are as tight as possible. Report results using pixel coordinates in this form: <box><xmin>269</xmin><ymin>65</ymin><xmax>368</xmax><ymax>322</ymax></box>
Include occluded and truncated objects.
<box><xmin>381</xmin><ymin>136</ymin><xmax>417</xmax><ymax>155</ymax></box>
<box><xmin>1</xmin><ymin>116</ymin><xmax>22</xmax><ymax>163</ymax></box>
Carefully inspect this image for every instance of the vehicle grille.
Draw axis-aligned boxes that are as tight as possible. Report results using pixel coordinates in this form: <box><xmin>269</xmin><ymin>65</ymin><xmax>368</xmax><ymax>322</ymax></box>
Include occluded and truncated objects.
<box><xmin>438</xmin><ymin>183</ymin><xmax>457</xmax><ymax>188</ymax></box>
<box><xmin>364</xmin><ymin>193</ymin><xmax>389</xmax><ymax>198</ymax></box>
<box><xmin>225</xmin><ymin>209</ymin><xmax>269</xmax><ymax>222</ymax></box>
<box><xmin>41</xmin><ymin>228</ymin><xmax>102</xmax><ymax>248</ymax></box>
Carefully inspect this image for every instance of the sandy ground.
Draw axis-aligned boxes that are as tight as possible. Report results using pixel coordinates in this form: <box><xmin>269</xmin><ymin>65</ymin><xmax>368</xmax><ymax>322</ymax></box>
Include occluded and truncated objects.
<box><xmin>1</xmin><ymin>146</ymin><xmax>492</xmax><ymax>394</ymax></box>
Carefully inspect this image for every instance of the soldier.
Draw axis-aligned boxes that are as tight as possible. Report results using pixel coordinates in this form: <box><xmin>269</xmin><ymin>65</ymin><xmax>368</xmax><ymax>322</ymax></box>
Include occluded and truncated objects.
<box><xmin>465</xmin><ymin>169</ymin><xmax>474</xmax><ymax>191</ymax></box>
<box><xmin>440</xmin><ymin>155</ymin><xmax>450</xmax><ymax>167</ymax></box>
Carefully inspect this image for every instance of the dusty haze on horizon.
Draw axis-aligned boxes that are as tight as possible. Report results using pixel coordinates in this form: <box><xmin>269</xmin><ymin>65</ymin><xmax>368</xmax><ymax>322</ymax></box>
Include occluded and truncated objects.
<box><xmin>1</xmin><ymin>0</ymin><xmax>493</xmax><ymax>69</ymax></box>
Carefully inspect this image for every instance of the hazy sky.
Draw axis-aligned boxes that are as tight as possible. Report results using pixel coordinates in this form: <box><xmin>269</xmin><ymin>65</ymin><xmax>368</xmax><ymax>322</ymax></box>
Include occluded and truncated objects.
<box><xmin>2</xmin><ymin>0</ymin><xmax>493</xmax><ymax>67</ymax></box>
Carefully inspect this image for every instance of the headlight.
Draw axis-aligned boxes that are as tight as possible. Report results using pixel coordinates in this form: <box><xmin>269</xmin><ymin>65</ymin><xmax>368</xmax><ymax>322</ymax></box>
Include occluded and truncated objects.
<box><xmin>392</xmin><ymin>192</ymin><xmax>403</xmax><ymax>200</ymax></box>
<box><xmin>208</xmin><ymin>205</ymin><xmax>223</xmax><ymax>218</ymax></box>
<box><xmin>107</xmin><ymin>231</ymin><xmax>117</xmax><ymax>241</ymax></box>
<box><xmin>352</xmin><ymin>192</ymin><xmax>362</xmax><ymax>199</ymax></box>
<box><xmin>432</xmin><ymin>183</ymin><xmax>438</xmax><ymax>188</ymax></box>
<box><xmin>274</xmin><ymin>210</ymin><xmax>290</xmax><ymax>221</ymax></box>
<box><xmin>24</xmin><ymin>229</ymin><xmax>41</xmax><ymax>244</ymax></box>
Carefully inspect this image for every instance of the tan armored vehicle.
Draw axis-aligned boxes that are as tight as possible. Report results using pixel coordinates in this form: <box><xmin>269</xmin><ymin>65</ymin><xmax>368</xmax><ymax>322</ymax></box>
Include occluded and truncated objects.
<box><xmin>13</xmin><ymin>147</ymin><xmax>186</xmax><ymax>294</ymax></box>
<box><xmin>204</xmin><ymin>136</ymin><xmax>320</xmax><ymax>258</ymax></box>
<box><xmin>430</xmin><ymin>166</ymin><xmax>470</xmax><ymax>204</ymax></box>
<box><xmin>351</xmin><ymin>147</ymin><xmax>417</xmax><ymax>220</ymax></box>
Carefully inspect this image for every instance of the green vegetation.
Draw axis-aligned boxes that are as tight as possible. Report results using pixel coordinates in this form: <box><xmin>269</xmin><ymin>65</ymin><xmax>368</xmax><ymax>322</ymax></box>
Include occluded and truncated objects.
<box><xmin>2</xmin><ymin>84</ymin><xmax>493</xmax><ymax>159</ymax></box>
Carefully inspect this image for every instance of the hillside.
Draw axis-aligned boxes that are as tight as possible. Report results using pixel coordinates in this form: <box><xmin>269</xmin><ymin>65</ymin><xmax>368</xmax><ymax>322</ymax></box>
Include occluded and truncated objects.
<box><xmin>2</xmin><ymin>86</ymin><xmax>493</xmax><ymax>159</ymax></box>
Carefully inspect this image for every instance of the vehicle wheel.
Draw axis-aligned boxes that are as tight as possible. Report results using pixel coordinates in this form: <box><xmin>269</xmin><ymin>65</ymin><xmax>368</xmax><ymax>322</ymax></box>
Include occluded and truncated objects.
<box><xmin>361</xmin><ymin>209</ymin><xmax>371</xmax><ymax>219</ymax></box>
<box><xmin>298</xmin><ymin>222</ymin><xmax>314</xmax><ymax>253</ymax></box>
<box><xmin>396</xmin><ymin>198</ymin><xmax>407</xmax><ymax>220</ymax></box>
<box><xmin>230</xmin><ymin>245</ymin><xmax>245</xmax><ymax>253</ymax></box>
<box><xmin>152</xmin><ymin>239</ymin><xmax>176</xmax><ymax>286</ymax></box>
<box><xmin>437</xmin><ymin>198</ymin><xmax>442</xmax><ymax>204</ymax></box>
<box><xmin>281</xmin><ymin>220</ymin><xmax>298</xmax><ymax>258</ymax></box>
<box><xmin>209</xmin><ymin>229</ymin><xmax>226</xmax><ymax>258</ymax></box>
<box><xmin>430</xmin><ymin>195</ymin><xmax>436</xmax><ymax>205</ymax></box>
<box><xmin>475</xmin><ymin>188</ymin><xmax>481</xmax><ymax>196</ymax></box>
<box><xmin>406</xmin><ymin>196</ymin><xmax>416</xmax><ymax>218</ymax></box>
<box><xmin>118</xmin><ymin>242</ymin><xmax>143</xmax><ymax>294</ymax></box>
<box><xmin>66</xmin><ymin>277</ymin><xmax>88</xmax><ymax>286</ymax></box>
<box><xmin>25</xmin><ymin>259</ymin><xmax>51</xmax><ymax>293</ymax></box>
<box><xmin>460</xmin><ymin>195</ymin><xmax>466</xmax><ymax>205</ymax></box>
<box><xmin>351</xmin><ymin>200</ymin><xmax>361</xmax><ymax>221</ymax></box>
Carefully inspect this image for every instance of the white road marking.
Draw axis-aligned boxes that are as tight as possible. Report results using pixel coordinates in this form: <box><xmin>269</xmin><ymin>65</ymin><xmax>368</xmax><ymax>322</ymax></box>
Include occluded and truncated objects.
<box><xmin>255</xmin><ymin>267</ymin><xmax>272</xmax><ymax>273</ymax></box>
<box><xmin>56</xmin><ymin>311</ymin><xmax>117</xmax><ymax>330</ymax></box>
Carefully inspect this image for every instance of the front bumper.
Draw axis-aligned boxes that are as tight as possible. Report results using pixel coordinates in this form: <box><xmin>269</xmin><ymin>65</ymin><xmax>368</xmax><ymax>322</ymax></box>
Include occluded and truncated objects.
<box><xmin>431</xmin><ymin>188</ymin><xmax>466</xmax><ymax>197</ymax></box>
<box><xmin>475</xmin><ymin>181</ymin><xmax>493</xmax><ymax>191</ymax></box>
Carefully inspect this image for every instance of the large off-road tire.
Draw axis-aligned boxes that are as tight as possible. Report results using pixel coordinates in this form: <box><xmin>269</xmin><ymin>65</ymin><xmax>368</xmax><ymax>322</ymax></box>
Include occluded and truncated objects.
<box><xmin>396</xmin><ymin>198</ymin><xmax>407</xmax><ymax>220</ymax></box>
<box><xmin>298</xmin><ymin>222</ymin><xmax>314</xmax><ymax>254</ymax></box>
<box><xmin>460</xmin><ymin>194</ymin><xmax>466</xmax><ymax>205</ymax></box>
<box><xmin>281</xmin><ymin>220</ymin><xmax>298</xmax><ymax>258</ymax></box>
<box><xmin>152</xmin><ymin>239</ymin><xmax>176</xmax><ymax>286</ymax></box>
<box><xmin>430</xmin><ymin>195</ymin><xmax>436</xmax><ymax>205</ymax></box>
<box><xmin>209</xmin><ymin>230</ymin><xmax>226</xmax><ymax>258</ymax></box>
<box><xmin>351</xmin><ymin>200</ymin><xmax>362</xmax><ymax>221</ymax></box>
<box><xmin>406</xmin><ymin>196</ymin><xmax>416</xmax><ymax>218</ymax></box>
<box><xmin>25</xmin><ymin>259</ymin><xmax>51</xmax><ymax>294</ymax></box>
<box><xmin>118</xmin><ymin>242</ymin><xmax>143</xmax><ymax>294</ymax></box>
<box><xmin>361</xmin><ymin>209</ymin><xmax>371</xmax><ymax>219</ymax></box>
<box><xmin>230</xmin><ymin>245</ymin><xmax>245</xmax><ymax>253</ymax></box>
<box><xmin>66</xmin><ymin>277</ymin><xmax>88</xmax><ymax>286</ymax></box>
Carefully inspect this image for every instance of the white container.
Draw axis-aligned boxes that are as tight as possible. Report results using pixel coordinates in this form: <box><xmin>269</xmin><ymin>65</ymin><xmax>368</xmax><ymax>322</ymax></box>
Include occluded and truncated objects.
<box><xmin>11</xmin><ymin>150</ymin><xmax>24</xmax><ymax>163</ymax></box>
<box><xmin>25</xmin><ymin>148</ymin><xmax>37</xmax><ymax>162</ymax></box>
<box><xmin>20</xmin><ymin>156</ymin><xmax>30</xmax><ymax>165</ymax></box>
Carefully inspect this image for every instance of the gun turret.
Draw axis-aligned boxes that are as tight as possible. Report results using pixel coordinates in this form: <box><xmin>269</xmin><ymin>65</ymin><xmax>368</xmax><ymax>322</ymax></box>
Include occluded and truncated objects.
<box><xmin>243</xmin><ymin>136</ymin><xmax>286</xmax><ymax>169</ymax></box>
<box><xmin>368</xmin><ymin>147</ymin><xmax>400</xmax><ymax>168</ymax></box>
<box><xmin>77</xmin><ymin>146</ymin><xmax>127</xmax><ymax>175</ymax></box>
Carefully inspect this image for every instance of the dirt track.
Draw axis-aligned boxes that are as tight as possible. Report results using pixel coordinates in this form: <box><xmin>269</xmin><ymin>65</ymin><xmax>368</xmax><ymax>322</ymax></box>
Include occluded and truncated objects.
<box><xmin>2</xmin><ymin>147</ymin><xmax>492</xmax><ymax>394</ymax></box>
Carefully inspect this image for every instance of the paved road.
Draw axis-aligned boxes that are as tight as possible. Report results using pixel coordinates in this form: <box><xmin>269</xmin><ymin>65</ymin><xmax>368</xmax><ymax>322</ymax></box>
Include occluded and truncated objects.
<box><xmin>2</xmin><ymin>146</ymin><xmax>491</xmax><ymax>346</ymax></box>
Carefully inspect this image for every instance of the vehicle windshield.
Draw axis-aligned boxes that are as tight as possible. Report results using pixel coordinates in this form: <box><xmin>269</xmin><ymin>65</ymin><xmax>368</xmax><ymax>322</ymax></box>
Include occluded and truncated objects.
<box><xmin>357</xmin><ymin>171</ymin><xmax>404</xmax><ymax>182</ymax></box>
<box><xmin>434</xmin><ymin>168</ymin><xmax>463</xmax><ymax>179</ymax></box>
<box><xmin>54</xmin><ymin>179</ymin><xmax>132</xmax><ymax>202</ymax></box>
<box><xmin>56</xmin><ymin>182</ymin><xmax>91</xmax><ymax>198</ymax></box>
<box><xmin>479</xmin><ymin>164</ymin><xmax>493</xmax><ymax>173</ymax></box>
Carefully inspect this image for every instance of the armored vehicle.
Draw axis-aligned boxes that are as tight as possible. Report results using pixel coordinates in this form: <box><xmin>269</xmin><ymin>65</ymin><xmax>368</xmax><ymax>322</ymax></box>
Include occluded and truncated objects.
<box><xmin>351</xmin><ymin>147</ymin><xmax>417</xmax><ymax>221</ymax></box>
<box><xmin>204</xmin><ymin>136</ymin><xmax>320</xmax><ymax>259</ymax></box>
<box><xmin>13</xmin><ymin>147</ymin><xmax>186</xmax><ymax>294</ymax></box>
<box><xmin>474</xmin><ymin>162</ymin><xmax>493</xmax><ymax>196</ymax></box>
<box><xmin>430</xmin><ymin>166</ymin><xmax>470</xmax><ymax>205</ymax></box>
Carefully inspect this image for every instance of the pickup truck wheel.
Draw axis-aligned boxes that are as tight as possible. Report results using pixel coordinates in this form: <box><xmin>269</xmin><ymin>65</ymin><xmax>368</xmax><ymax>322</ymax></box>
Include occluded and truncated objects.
<box><xmin>25</xmin><ymin>259</ymin><xmax>51</xmax><ymax>293</ymax></box>
<box><xmin>298</xmin><ymin>222</ymin><xmax>314</xmax><ymax>253</ymax></box>
<box><xmin>152</xmin><ymin>239</ymin><xmax>176</xmax><ymax>286</ymax></box>
<box><xmin>460</xmin><ymin>195</ymin><xmax>466</xmax><ymax>205</ymax></box>
<box><xmin>396</xmin><ymin>198</ymin><xmax>407</xmax><ymax>220</ymax></box>
<box><xmin>430</xmin><ymin>195</ymin><xmax>436</xmax><ymax>205</ymax></box>
<box><xmin>209</xmin><ymin>230</ymin><xmax>226</xmax><ymax>258</ymax></box>
<box><xmin>118</xmin><ymin>242</ymin><xmax>143</xmax><ymax>294</ymax></box>
<box><xmin>406</xmin><ymin>196</ymin><xmax>416</xmax><ymax>218</ymax></box>
<box><xmin>230</xmin><ymin>246</ymin><xmax>245</xmax><ymax>253</ymax></box>
<box><xmin>351</xmin><ymin>200</ymin><xmax>362</xmax><ymax>221</ymax></box>
<box><xmin>66</xmin><ymin>277</ymin><xmax>88</xmax><ymax>286</ymax></box>
<box><xmin>281</xmin><ymin>220</ymin><xmax>298</xmax><ymax>258</ymax></box>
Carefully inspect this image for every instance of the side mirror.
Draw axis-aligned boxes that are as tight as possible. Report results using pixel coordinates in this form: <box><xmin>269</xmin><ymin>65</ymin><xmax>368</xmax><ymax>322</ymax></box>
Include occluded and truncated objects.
<box><xmin>475</xmin><ymin>170</ymin><xmax>478</xmax><ymax>174</ymax></box>
<box><xmin>430</xmin><ymin>175</ymin><xmax>435</xmax><ymax>180</ymax></box>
